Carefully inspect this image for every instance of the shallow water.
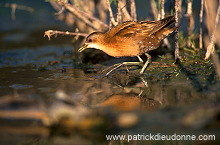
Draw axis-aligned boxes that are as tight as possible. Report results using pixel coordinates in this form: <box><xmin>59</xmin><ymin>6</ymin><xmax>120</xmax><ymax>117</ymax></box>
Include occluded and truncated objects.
<box><xmin>0</xmin><ymin>50</ymin><xmax>219</xmax><ymax>144</ymax></box>
<box><xmin>0</xmin><ymin>1</ymin><xmax>220</xmax><ymax>145</ymax></box>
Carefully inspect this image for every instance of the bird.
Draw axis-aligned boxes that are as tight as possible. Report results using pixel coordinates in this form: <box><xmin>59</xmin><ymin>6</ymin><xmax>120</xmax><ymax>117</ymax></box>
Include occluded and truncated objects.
<box><xmin>78</xmin><ymin>16</ymin><xmax>177</xmax><ymax>76</ymax></box>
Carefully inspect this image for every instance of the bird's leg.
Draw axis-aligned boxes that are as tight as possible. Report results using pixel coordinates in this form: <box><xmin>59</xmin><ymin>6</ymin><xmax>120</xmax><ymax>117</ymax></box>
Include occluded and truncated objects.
<box><xmin>137</xmin><ymin>56</ymin><xmax>144</xmax><ymax>66</ymax></box>
<box><xmin>140</xmin><ymin>53</ymin><xmax>151</xmax><ymax>74</ymax></box>
<box><xmin>137</xmin><ymin>56</ymin><xmax>143</xmax><ymax>63</ymax></box>
<box><xmin>102</xmin><ymin>63</ymin><xmax>122</xmax><ymax>72</ymax></box>
<box><xmin>104</xmin><ymin>61</ymin><xmax>142</xmax><ymax>76</ymax></box>
<box><xmin>104</xmin><ymin>56</ymin><xmax>142</xmax><ymax>72</ymax></box>
<box><xmin>104</xmin><ymin>54</ymin><xmax>151</xmax><ymax>76</ymax></box>
<box><xmin>105</xmin><ymin>63</ymin><xmax>124</xmax><ymax>76</ymax></box>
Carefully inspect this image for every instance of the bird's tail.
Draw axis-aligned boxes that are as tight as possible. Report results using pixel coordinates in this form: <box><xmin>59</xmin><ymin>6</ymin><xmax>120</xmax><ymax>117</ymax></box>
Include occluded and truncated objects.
<box><xmin>155</xmin><ymin>26</ymin><xmax>177</xmax><ymax>40</ymax></box>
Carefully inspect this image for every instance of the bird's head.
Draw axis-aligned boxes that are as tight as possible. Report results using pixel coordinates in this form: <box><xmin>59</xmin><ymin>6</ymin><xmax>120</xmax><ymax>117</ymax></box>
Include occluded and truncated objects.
<box><xmin>78</xmin><ymin>32</ymin><xmax>104</xmax><ymax>53</ymax></box>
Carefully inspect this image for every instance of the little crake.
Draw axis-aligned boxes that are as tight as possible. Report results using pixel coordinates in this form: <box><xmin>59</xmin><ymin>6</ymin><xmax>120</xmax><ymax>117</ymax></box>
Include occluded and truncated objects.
<box><xmin>78</xmin><ymin>16</ymin><xmax>177</xmax><ymax>75</ymax></box>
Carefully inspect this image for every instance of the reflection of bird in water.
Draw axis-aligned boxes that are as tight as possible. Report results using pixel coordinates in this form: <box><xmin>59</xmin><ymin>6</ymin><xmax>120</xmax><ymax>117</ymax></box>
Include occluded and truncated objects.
<box><xmin>79</xmin><ymin>16</ymin><xmax>176</xmax><ymax>75</ymax></box>
<box><xmin>96</xmin><ymin>95</ymin><xmax>160</xmax><ymax>111</ymax></box>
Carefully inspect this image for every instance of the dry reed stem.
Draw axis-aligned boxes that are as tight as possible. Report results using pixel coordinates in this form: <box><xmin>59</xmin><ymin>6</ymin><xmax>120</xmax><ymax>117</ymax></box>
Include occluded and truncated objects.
<box><xmin>150</xmin><ymin>0</ymin><xmax>158</xmax><ymax>20</ymax></box>
<box><xmin>49</xmin><ymin>1</ymin><xmax>75</xmax><ymax>26</ymax></box>
<box><xmin>119</xmin><ymin>0</ymin><xmax>131</xmax><ymax>21</ymax></box>
<box><xmin>157</xmin><ymin>2</ymin><xmax>161</xmax><ymax>20</ymax></box>
<box><xmin>0</xmin><ymin>3</ymin><xmax>34</xmax><ymax>20</ymax></box>
<box><xmin>117</xmin><ymin>0</ymin><xmax>122</xmax><ymax>24</ymax></box>
<box><xmin>204</xmin><ymin>0</ymin><xmax>217</xmax><ymax>34</ymax></box>
<box><xmin>204</xmin><ymin>0</ymin><xmax>220</xmax><ymax>78</ymax></box>
<box><xmin>49</xmin><ymin>0</ymin><xmax>63</xmax><ymax>14</ymax></box>
<box><xmin>161</xmin><ymin>0</ymin><xmax>165</xmax><ymax>19</ymax></box>
<box><xmin>199</xmin><ymin>0</ymin><xmax>204</xmax><ymax>49</ymax></box>
<box><xmin>75</xmin><ymin>8</ymin><xmax>109</xmax><ymax>29</ymax></box>
<box><xmin>186</xmin><ymin>0</ymin><xmax>194</xmax><ymax>36</ymax></box>
<box><xmin>44</xmin><ymin>30</ymin><xmax>88</xmax><ymax>40</ymax></box>
<box><xmin>73</xmin><ymin>4</ymin><xmax>109</xmax><ymax>29</ymax></box>
<box><xmin>107</xmin><ymin>0</ymin><xmax>117</xmax><ymax>27</ymax></box>
<box><xmin>211</xmin><ymin>51</ymin><xmax>220</xmax><ymax>78</ymax></box>
<box><xmin>204</xmin><ymin>0</ymin><xmax>220</xmax><ymax>60</ymax></box>
<box><xmin>186</xmin><ymin>0</ymin><xmax>194</xmax><ymax>48</ymax></box>
<box><xmin>174</xmin><ymin>0</ymin><xmax>180</xmax><ymax>60</ymax></box>
<box><xmin>57</xmin><ymin>0</ymin><xmax>98</xmax><ymax>30</ymax></box>
<box><xmin>130</xmin><ymin>0</ymin><xmax>137</xmax><ymax>21</ymax></box>
<box><xmin>160</xmin><ymin>0</ymin><xmax>171</xmax><ymax>49</ymax></box>
<box><xmin>57</xmin><ymin>0</ymin><xmax>109</xmax><ymax>30</ymax></box>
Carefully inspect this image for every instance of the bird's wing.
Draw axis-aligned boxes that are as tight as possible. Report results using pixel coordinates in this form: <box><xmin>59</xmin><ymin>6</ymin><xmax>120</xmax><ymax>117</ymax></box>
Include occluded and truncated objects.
<box><xmin>108</xmin><ymin>21</ymin><xmax>137</xmax><ymax>37</ymax></box>
<box><xmin>110</xmin><ymin>16</ymin><xmax>175</xmax><ymax>39</ymax></box>
<box><xmin>139</xmin><ymin>16</ymin><xmax>175</xmax><ymax>36</ymax></box>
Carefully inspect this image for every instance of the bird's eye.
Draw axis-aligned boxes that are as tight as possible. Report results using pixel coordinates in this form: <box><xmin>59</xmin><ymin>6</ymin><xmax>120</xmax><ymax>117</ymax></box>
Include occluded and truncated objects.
<box><xmin>88</xmin><ymin>39</ymin><xmax>92</xmax><ymax>42</ymax></box>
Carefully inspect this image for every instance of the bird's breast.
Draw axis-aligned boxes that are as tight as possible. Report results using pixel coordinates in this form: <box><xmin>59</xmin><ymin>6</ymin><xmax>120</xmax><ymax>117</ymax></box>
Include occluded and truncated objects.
<box><xmin>100</xmin><ymin>42</ymin><xmax>140</xmax><ymax>57</ymax></box>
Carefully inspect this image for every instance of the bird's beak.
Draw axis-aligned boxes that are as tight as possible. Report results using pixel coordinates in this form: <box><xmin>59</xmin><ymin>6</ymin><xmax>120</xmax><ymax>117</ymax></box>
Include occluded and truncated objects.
<box><xmin>78</xmin><ymin>45</ymin><xmax>87</xmax><ymax>53</ymax></box>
